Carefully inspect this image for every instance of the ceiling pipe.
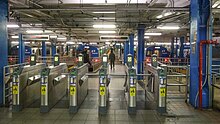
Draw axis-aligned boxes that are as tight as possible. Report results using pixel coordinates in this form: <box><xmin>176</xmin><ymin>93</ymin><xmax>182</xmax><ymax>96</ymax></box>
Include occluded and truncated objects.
<box><xmin>11</xmin><ymin>7</ymin><xmax>189</xmax><ymax>11</ymax></box>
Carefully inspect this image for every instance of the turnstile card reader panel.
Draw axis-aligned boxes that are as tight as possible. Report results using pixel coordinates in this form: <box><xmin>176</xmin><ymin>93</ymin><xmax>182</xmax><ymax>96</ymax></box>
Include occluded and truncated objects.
<box><xmin>99</xmin><ymin>67</ymin><xmax>109</xmax><ymax>114</ymax></box>
<box><xmin>151</xmin><ymin>54</ymin><xmax>158</xmax><ymax>67</ymax></box>
<box><xmin>157</xmin><ymin>65</ymin><xmax>167</xmax><ymax>114</ymax></box>
<box><xmin>12</xmin><ymin>67</ymin><xmax>23</xmax><ymax>111</ymax></box>
<box><xmin>128</xmin><ymin>68</ymin><xmax>136</xmax><ymax>114</ymax></box>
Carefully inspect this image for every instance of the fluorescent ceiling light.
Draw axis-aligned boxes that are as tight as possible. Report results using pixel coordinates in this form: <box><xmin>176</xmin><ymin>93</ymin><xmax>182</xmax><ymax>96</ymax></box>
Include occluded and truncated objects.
<box><xmin>66</xmin><ymin>41</ymin><xmax>75</xmax><ymax>44</ymax></box>
<box><xmin>145</xmin><ymin>33</ymin><xmax>162</xmax><ymax>36</ymax></box>
<box><xmin>26</xmin><ymin>30</ymin><xmax>53</xmax><ymax>34</ymax></box>
<box><xmin>213</xmin><ymin>1</ymin><xmax>220</xmax><ymax>8</ymax></box>
<box><xmin>90</xmin><ymin>42</ymin><xmax>97</xmax><ymax>45</ymax></box>
<box><xmin>50</xmin><ymin>35</ymin><xmax>58</xmax><ymax>39</ymax></box>
<box><xmin>57</xmin><ymin>37</ymin><xmax>67</xmax><ymax>40</ymax></box>
<box><xmin>93</xmin><ymin>11</ymin><xmax>115</xmax><ymax>14</ymax></box>
<box><xmin>105</xmin><ymin>42</ymin><xmax>111</xmax><ymax>45</ymax></box>
<box><xmin>93</xmin><ymin>17</ymin><xmax>115</xmax><ymax>20</ymax></box>
<box><xmin>157</xmin><ymin>26</ymin><xmax>180</xmax><ymax>30</ymax></box>
<box><xmin>93</xmin><ymin>25</ymin><xmax>116</xmax><ymax>28</ymax></box>
<box><xmin>11</xmin><ymin>41</ymin><xmax>19</xmax><ymax>44</ymax></box>
<box><xmin>99</xmin><ymin>31</ymin><xmax>116</xmax><ymax>34</ymax></box>
<box><xmin>144</xmin><ymin>36</ymin><xmax>150</xmax><ymax>39</ymax></box>
<box><xmin>156</xmin><ymin>15</ymin><xmax>163</xmax><ymax>19</ymax></box>
<box><xmin>156</xmin><ymin>12</ymin><xmax>174</xmax><ymax>19</ymax></box>
<box><xmin>7</xmin><ymin>24</ymin><xmax>19</xmax><ymax>28</ymax></box>
<box><xmin>11</xmin><ymin>36</ymin><xmax>19</xmax><ymax>38</ymax></box>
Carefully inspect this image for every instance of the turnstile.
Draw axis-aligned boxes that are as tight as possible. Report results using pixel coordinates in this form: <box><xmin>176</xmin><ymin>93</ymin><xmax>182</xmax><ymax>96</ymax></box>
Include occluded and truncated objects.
<box><xmin>98</xmin><ymin>54</ymin><xmax>110</xmax><ymax>114</ymax></box>
<box><xmin>40</xmin><ymin>63</ymin><xmax>68</xmax><ymax>113</ymax></box>
<box><xmin>69</xmin><ymin>64</ymin><xmax>88</xmax><ymax>113</ymax></box>
<box><xmin>12</xmin><ymin>63</ymin><xmax>46</xmax><ymax>112</ymax></box>
<box><xmin>127</xmin><ymin>67</ymin><xmax>136</xmax><ymax>114</ymax></box>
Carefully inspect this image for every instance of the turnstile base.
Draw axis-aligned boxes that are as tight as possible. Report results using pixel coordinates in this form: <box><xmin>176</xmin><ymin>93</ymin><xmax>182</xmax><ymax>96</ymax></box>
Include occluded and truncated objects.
<box><xmin>99</xmin><ymin>106</ymin><xmax>107</xmax><ymax>114</ymax></box>
<box><xmin>69</xmin><ymin>106</ymin><xmax>78</xmax><ymax>113</ymax></box>
<box><xmin>157</xmin><ymin>107</ymin><xmax>166</xmax><ymax>114</ymax></box>
<box><xmin>40</xmin><ymin>106</ymin><xmax>50</xmax><ymax>113</ymax></box>
<box><xmin>128</xmin><ymin>107</ymin><xmax>136</xmax><ymax>114</ymax></box>
<box><xmin>12</xmin><ymin>105</ymin><xmax>23</xmax><ymax>112</ymax></box>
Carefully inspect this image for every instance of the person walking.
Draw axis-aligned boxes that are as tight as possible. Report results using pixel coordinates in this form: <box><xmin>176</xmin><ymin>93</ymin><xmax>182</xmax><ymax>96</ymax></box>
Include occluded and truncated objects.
<box><xmin>109</xmin><ymin>48</ymin><xmax>115</xmax><ymax>70</ymax></box>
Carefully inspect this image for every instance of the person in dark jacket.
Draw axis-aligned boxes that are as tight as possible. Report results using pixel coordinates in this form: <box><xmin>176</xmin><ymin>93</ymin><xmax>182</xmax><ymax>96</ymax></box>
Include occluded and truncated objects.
<box><xmin>82</xmin><ymin>49</ymin><xmax>91</xmax><ymax>66</ymax></box>
<box><xmin>109</xmin><ymin>48</ymin><xmax>115</xmax><ymax>70</ymax></box>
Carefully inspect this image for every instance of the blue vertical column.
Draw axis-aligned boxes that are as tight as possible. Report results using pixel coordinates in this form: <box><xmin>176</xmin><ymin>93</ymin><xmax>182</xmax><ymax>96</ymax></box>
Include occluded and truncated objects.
<box><xmin>190</xmin><ymin>0</ymin><xmax>211</xmax><ymax>108</ymax></box>
<box><xmin>51</xmin><ymin>42</ymin><xmax>56</xmax><ymax>56</ymax></box>
<box><xmin>171</xmin><ymin>38</ymin><xmax>174</xmax><ymax>58</ymax></box>
<box><xmin>124</xmin><ymin>40</ymin><xmax>129</xmax><ymax>64</ymax></box>
<box><xmin>42</xmin><ymin>41</ymin><xmax>46</xmax><ymax>63</ymax></box>
<box><xmin>0</xmin><ymin>0</ymin><xmax>8</xmax><ymax>106</ymax></box>
<box><xmin>175</xmin><ymin>37</ymin><xmax>178</xmax><ymax>58</ymax></box>
<box><xmin>179</xmin><ymin>37</ymin><xmax>184</xmax><ymax>58</ymax></box>
<box><xmin>137</xmin><ymin>24</ymin><xmax>145</xmax><ymax>80</ymax></box>
<box><xmin>129</xmin><ymin>33</ymin><xmax>134</xmax><ymax>66</ymax></box>
<box><xmin>19</xmin><ymin>33</ymin><xmax>25</xmax><ymax>64</ymax></box>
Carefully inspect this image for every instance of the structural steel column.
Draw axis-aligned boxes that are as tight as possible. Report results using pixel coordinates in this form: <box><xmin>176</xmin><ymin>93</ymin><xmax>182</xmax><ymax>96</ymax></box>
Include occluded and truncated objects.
<box><xmin>190</xmin><ymin>0</ymin><xmax>211</xmax><ymax>108</ymax></box>
<box><xmin>137</xmin><ymin>24</ymin><xmax>145</xmax><ymax>80</ymax></box>
<box><xmin>52</xmin><ymin>42</ymin><xmax>56</xmax><ymax>56</ymax></box>
<box><xmin>19</xmin><ymin>34</ymin><xmax>25</xmax><ymax>64</ymax></box>
<box><xmin>171</xmin><ymin>38</ymin><xmax>174</xmax><ymax>58</ymax></box>
<box><xmin>124</xmin><ymin>40</ymin><xmax>129</xmax><ymax>64</ymax></box>
<box><xmin>0</xmin><ymin>0</ymin><xmax>8</xmax><ymax>106</ymax></box>
<box><xmin>129</xmin><ymin>33</ymin><xmax>134</xmax><ymax>66</ymax></box>
<box><xmin>179</xmin><ymin>37</ymin><xmax>184</xmax><ymax>58</ymax></box>
<box><xmin>42</xmin><ymin>41</ymin><xmax>46</xmax><ymax>63</ymax></box>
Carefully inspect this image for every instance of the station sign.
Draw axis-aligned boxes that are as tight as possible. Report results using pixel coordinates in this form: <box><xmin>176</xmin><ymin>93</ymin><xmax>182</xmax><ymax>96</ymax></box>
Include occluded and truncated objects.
<box><xmin>22</xmin><ymin>35</ymin><xmax>49</xmax><ymax>41</ymax></box>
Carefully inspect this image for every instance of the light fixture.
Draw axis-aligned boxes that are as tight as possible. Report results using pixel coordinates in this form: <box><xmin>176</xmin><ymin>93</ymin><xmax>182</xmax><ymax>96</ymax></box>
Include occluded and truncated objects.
<box><xmin>26</xmin><ymin>30</ymin><xmax>53</xmax><ymax>34</ymax></box>
<box><xmin>156</xmin><ymin>12</ymin><xmax>174</xmax><ymax>19</ymax></box>
<box><xmin>99</xmin><ymin>31</ymin><xmax>116</xmax><ymax>34</ymax></box>
<box><xmin>213</xmin><ymin>1</ymin><xmax>220</xmax><ymax>8</ymax></box>
<box><xmin>66</xmin><ymin>41</ymin><xmax>75</xmax><ymax>44</ymax></box>
<box><xmin>11</xmin><ymin>41</ymin><xmax>19</xmax><ymax>44</ymax></box>
<box><xmin>92</xmin><ymin>11</ymin><xmax>116</xmax><ymax>14</ymax></box>
<box><xmin>105</xmin><ymin>42</ymin><xmax>111</xmax><ymax>45</ymax></box>
<box><xmin>134</xmin><ymin>36</ymin><xmax>150</xmax><ymax>40</ymax></box>
<box><xmin>93</xmin><ymin>25</ymin><xmax>116</xmax><ymax>28</ymax></box>
<box><xmin>57</xmin><ymin>37</ymin><xmax>67</xmax><ymax>40</ymax></box>
<box><xmin>157</xmin><ymin>26</ymin><xmax>180</xmax><ymax>30</ymax></box>
<box><xmin>7</xmin><ymin>24</ymin><xmax>19</xmax><ymax>28</ymax></box>
<box><xmin>145</xmin><ymin>33</ymin><xmax>162</xmax><ymax>36</ymax></box>
<box><xmin>50</xmin><ymin>35</ymin><xmax>58</xmax><ymax>39</ymax></box>
<box><xmin>11</xmin><ymin>36</ymin><xmax>19</xmax><ymax>38</ymax></box>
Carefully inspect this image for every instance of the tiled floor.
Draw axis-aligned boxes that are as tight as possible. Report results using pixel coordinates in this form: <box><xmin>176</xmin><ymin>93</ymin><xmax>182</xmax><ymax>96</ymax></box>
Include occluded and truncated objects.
<box><xmin>1</xmin><ymin>65</ymin><xmax>220</xmax><ymax>124</ymax></box>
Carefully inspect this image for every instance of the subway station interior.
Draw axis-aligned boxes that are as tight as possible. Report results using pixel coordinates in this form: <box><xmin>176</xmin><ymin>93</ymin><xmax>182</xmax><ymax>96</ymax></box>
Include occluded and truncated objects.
<box><xmin>1</xmin><ymin>0</ymin><xmax>220</xmax><ymax>124</ymax></box>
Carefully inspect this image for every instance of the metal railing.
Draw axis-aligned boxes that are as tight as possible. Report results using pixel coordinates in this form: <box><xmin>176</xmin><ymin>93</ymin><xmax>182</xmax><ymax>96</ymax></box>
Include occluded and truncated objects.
<box><xmin>158</xmin><ymin>57</ymin><xmax>190</xmax><ymax>66</ymax></box>
<box><xmin>166</xmin><ymin>65</ymin><xmax>189</xmax><ymax>102</ymax></box>
<box><xmin>3</xmin><ymin>62</ymin><xmax>29</xmax><ymax>106</ymax></box>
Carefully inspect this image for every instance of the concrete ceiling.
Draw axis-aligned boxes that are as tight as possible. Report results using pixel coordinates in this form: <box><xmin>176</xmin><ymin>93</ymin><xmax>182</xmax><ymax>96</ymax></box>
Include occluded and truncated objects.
<box><xmin>8</xmin><ymin>0</ymin><xmax>191</xmax><ymax>43</ymax></box>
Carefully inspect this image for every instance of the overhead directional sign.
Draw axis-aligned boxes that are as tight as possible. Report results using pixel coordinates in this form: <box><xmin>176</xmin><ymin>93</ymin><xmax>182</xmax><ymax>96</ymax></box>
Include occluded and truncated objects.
<box><xmin>22</xmin><ymin>35</ymin><xmax>49</xmax><ymax>41</ymax></box>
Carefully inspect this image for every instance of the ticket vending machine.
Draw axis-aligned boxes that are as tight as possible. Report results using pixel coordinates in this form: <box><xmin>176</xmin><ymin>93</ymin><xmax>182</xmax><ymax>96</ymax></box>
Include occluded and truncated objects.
<box><xmin>126</xmin><ymin>54</ymin><xmax>137</xmax><ymax>114</ymax></box>
<box><xmin>99</xmin><ymin>54</ymin><xmax>109</xmax><ymax>114</ymax></box>
<box><xmin>69</xmin><ymin>68</ymin><xmax>78</xmax><ymax>113</ymax></box>
<box><xmin>157</xmin><ymin>65</ymin><xmax>167</xmax><ymax>114</ymax></box>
